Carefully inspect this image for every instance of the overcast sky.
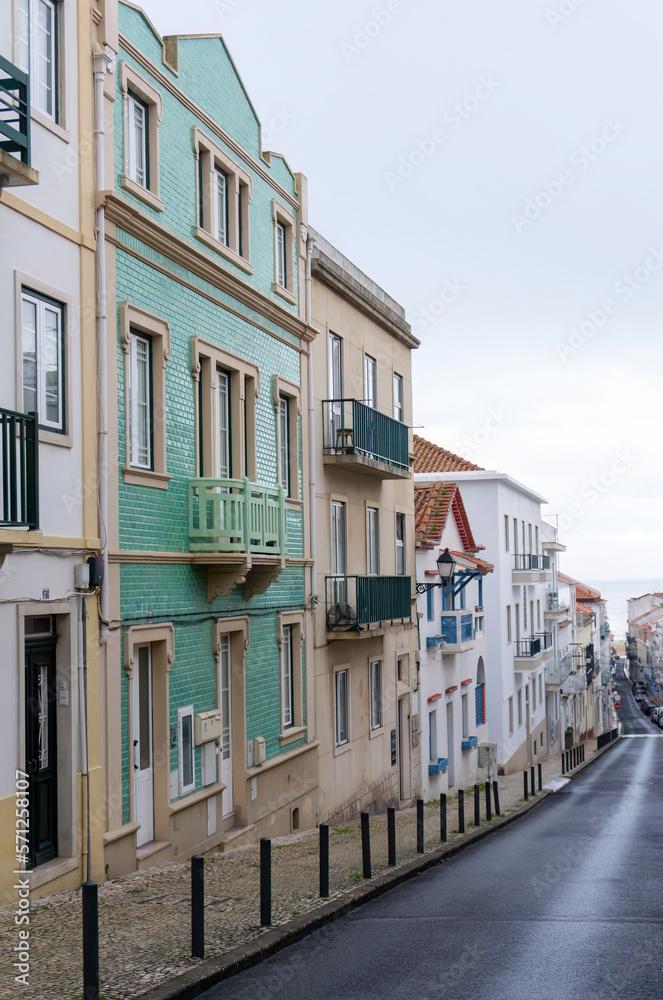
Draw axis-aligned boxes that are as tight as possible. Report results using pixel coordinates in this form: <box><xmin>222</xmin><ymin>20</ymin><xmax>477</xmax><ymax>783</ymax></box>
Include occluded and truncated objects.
<box><xmin>137</xmin><ymin>0</ymin><xmax>662</xmax><ymax>582</ymax></box>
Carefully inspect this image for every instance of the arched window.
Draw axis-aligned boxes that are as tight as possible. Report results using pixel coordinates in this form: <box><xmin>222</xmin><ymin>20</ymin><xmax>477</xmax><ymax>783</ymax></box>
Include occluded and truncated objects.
<box><xmin>475</xmin><ymin>656</ymin><xmax>486</xmax><ymax>726</ymax></box>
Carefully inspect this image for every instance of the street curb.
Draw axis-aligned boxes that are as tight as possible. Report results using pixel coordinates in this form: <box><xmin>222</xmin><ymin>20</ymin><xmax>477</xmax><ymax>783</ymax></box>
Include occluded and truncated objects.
<box><xmin>138</xmin><ymin>791</ymin><xmax>552</xmax><ymax>1000</ymax></box>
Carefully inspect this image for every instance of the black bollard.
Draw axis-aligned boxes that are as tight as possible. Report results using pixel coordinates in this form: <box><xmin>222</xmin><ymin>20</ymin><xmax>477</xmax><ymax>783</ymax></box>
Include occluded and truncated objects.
<box><xmin>458</xmin><ymin>789</ymin><xmax>465</xmax><ymax>833</ymax></box>
<box><xmin>191</xmin><ymin>855</ymin><xmax>204</xmax><ymax>958</ymax></box>
<box><xmin>485</xmin><ymin>780</ymin><xmax>492</xmax><ymax>822</ymax></box>
<box><xmin>493</xmin><ymin>779</ymin><xmax>501</xmax><ymax>816</ymax></box>
<box><xmin>538</xmin><ymin>763</ymin><xmax>542</xmax><ymax>792</ymax></box>
<box><xmin>523</xmin><ymin>771</ymin><xmax>529</xmax><ymax>801</ymax></box>
<box><xmin>473</xmin><ymin>784</ymin><xmax>481</xmax><ymax>826</ymax></box>
<box><xmin>388</xmin><ymin>806</ymin><xmax>396</xmax><ymax>866</ymax></box>
<box><xmin>417</xmin><ymin>798</ymin><xmax>424</xmax><ymax>853</ymax></box>
<box><xmin>361</xmin><ymin>811</ymin><xmax>372</xmax><ymax>878</ymax></box>
<box><xmin>82</xmin><ymin>881</ymin><xmax>99</xmax><ymax>1000</ymax></box>
<box><xmin>440</xmin><ymin>794</ymin><xmax>447</xmax><ymax>842</ymax></box>
<box><xmin>561</xmin><ymin>752</ymin><xmax>566</xmax><ymax>775</ymax></box>
<box><xmin>582</xmin><ymin>743</ymin><xmax>585</xmax><ymax>762</ymax></box>
<box><xmin>530</xmin><ymin>765</ymin><xmax>536</xmax><ymax>796</ymax></box>
<box><xmin>260</xmin><ymin>837</ymin><xmax>271</xmax><ymax>926</ymax></box>
<box><xmin>319</xmin><ymin>824</ymin><xmax>329</xmax><ymax>897</ymax></box>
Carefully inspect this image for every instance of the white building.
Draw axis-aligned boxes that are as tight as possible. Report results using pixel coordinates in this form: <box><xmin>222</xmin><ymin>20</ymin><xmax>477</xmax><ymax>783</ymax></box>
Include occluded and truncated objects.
<box><xmin>415</xmin><ymin>480</ymin><xmax>493</xmax><ymax>797</ymax></box>
<box><xmin>414</xmin><ymin>439</ymin><xmax>554</xmax><ymax>773</ymax></box>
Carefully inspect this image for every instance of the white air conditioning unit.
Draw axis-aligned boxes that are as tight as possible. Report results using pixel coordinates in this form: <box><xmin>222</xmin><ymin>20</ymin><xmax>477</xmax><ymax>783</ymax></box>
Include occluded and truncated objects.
<box><xmin>477</xmin><ymin>742</ymin><xmax>496</xmax><ymax>768</ymax></box>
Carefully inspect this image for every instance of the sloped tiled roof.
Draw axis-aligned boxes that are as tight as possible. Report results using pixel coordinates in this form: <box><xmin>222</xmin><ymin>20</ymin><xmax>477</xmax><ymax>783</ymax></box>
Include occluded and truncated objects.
<box><xmin>557</xmin><ymin>571</ymin><xmax>573</xmax><ymax>585</ymax></box>
<box><xmin>575</xmin><ymin>582</ymin><xmax>604</xmax><ymax>603</ymax></box>
<box><xmin>414</xmin><ymin>481</ymin><xmax>477</xmax><ymax>551</ymax></box>
<box><xmin>413</xmin><ymin>435</ymin><xmax>484</xmax><ymax>473</ymax></box>
<box><xmin>451</xmin><ymin>550</ymin><xmax>494</xmax><ymax>574</ymax></box>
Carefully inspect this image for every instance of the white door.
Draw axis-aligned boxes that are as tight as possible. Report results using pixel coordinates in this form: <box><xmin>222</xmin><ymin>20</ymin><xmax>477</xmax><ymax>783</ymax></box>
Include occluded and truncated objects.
<box><xmin>366</xmin><ymin>506</ymin><xmax>379</xmax><ymax>575</ymax></box>
<box><xmin>328</xmin><ymin>332</ymin><xmax>343</xmax><ymax>448</ymax></box>
<box><xmin>219</xmin><ymin>634</ymin><xmax>233</xmax><ymax>816</ymax></box>
<box><xmin>331</xmin><ymin>500</ymin><xmax>347</xmax><ymax>604</ymax></box>
<box><xmin>364</xmin><ymin>354</ymin><xmax>376</xmax><ymax>408</ymax></box>
<box><xmin>133</xmin><ymin>645</ymin><xmax>154</xmax><ymax>846</ymax></box>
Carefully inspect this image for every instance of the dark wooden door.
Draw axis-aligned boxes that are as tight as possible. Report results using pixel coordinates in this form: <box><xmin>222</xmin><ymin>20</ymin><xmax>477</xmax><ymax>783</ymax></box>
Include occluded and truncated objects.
<box><xmin>25</xmin><ymin>639</ymin><xmax>58</xmax><ymax>867</ymax></box>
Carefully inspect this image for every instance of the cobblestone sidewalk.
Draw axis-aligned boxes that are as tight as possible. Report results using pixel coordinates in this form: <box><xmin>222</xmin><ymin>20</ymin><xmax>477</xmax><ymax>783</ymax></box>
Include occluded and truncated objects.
<box><xmin>0</xmin><ymin>742</ymin><xmax>599</xmax><ymax>1000</ymax></box>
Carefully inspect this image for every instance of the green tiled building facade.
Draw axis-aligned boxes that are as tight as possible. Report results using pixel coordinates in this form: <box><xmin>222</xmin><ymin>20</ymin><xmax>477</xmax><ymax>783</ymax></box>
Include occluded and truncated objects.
<box><xmin>102</xmin><ymin>3</ymin><xmax>317</xmax><ymax>875</ymax></box>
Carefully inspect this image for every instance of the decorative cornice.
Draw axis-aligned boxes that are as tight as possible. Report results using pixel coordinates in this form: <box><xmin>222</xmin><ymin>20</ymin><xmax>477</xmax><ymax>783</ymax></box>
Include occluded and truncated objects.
<box><xmin>103</xmin><ymin>191</ymin><xmax>316</xmax><ymax>346</ymax></box>
<box><xmin>118</xmin><ymin>34</ymin><xmax>298</xmax><ymax>211</ymax></box>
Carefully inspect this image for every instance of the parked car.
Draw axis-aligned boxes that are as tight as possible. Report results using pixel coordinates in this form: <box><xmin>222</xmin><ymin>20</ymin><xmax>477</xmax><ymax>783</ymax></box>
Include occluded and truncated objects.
<box><xmin>651</xmin><ymin>706</ymin><xmax>660</xmax><ymax>724</ymax></box>
<box><xmin>658</xmin><ymin>712</ymin><xmax>663</xmax><ymax>730</ymax></box>
<box><xmin>642</xmin><ymin>701</ymin><xmax>657</xmax><ymax>716</ymax></box>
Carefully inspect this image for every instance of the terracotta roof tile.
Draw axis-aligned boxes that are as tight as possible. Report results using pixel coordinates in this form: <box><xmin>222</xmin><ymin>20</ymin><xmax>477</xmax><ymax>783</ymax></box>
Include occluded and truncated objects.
<box><xmin>413</xmin><ymin>435</ymin><xmax>484</xmax><ymax>473</ymax></box>
<box><xmin>414</xmin><ymin>481</ymin><xmax>477</xmax><ymax>551</ymax></box>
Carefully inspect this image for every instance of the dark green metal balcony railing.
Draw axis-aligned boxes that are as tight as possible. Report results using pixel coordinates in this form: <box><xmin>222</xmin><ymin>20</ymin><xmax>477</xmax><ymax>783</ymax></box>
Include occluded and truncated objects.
<box><xmin>322</xmin><ymin>399</ymin><xmax>409</xmax><ymax>471</ymax></box>
<box><xmin>537</xmin><ymin>631</ymin><xmax>553</xmax><ymax>650</ymax></box>
<box><xmin>0</xmin><ymin>408</ymin><xmax>39</xmax><ymax>529</ymax></box>
<box><xmin>188</xmin><ymin>477</ymin><xmax>286</xmax><ymax>553</ymax></box>
<box><xmin>515</xmin><ymin>637</ymin><xmax>541</xmax><ymax>657</ymax></box>
<box><xmin>513</xmin><ymin>553</ymin><xmax>551</xmax><ymax>571</ymax></box>
<box><xmin>0</xmin><ymin>55</ymin><xmax>31</xmax><ymax>167</ymax></box>
<box><xmin>325</xmin><ymin>575</ymin><xmax>412</xmax><ymax>629</ymax></box>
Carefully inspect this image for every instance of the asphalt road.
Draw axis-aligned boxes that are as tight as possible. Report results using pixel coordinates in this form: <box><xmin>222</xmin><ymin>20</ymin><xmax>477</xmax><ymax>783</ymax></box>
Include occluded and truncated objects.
<box><xmin>615</xmin><ymin>658</ymin><xmax>660</xmax><ymax>735</ymax></box>
<box><xmin>203</xmin><ymin>669</ymin><xmax>663</xmax><ymax>1000</ymax></box>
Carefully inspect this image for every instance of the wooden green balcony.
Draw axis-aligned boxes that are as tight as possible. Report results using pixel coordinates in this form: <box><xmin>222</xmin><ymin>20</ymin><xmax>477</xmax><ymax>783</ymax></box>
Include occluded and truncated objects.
<box><xmin>325</xmin><ymin>574</ymin><xmax>412</xmax><ymax>636</ymax></box>
<box><xmin>189</xmin><ymin>477</ymin><xmax>286</xmax><ymax>601</ymax></box>
<box><xmin>322</xmin><ymin>399</ymin><xmax>410</xmax><ymax>479</ymax></box>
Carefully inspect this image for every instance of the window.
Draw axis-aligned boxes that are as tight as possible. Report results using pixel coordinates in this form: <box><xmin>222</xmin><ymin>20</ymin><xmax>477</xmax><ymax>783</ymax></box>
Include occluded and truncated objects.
<box><xmin>367</xmin><ymin>507</ymin><xmax>379</xmax><ymax>575</ymax></box>
<box><xmin>395</xmin><ymin>513</ymin><xmax>405</xmax><ymax>575</ymax></box>
<box><xmin>195</xmin><ymin>129</ymin><xmax>252</xmax><ymax>270</ymax></box>
<box><xmin>515</xmin><ymin>604</ymin><xmax>520</xmax><ymax>641</ymax></box>
<box><xmin>504</xmin><ymin>514</ymin><xmax>509</xmax><ymax>551</ymax></box>
<box><xmin>506</xmin><ymin>605</ymin><xmax>512</xmax><ymax>643</ymax></box>
<box><xmin>192</xmin><ymin>337</ymin><xmax>259</xmax><ymax>484</ymax></box>
<box><xmin>272</xmin><ymin>200</ymin><xmax>296</xmax><ymax>303</ymax></box>
<box><xmin>429</xmin><ymin>709</ymin><xmax>437</xmax><ymax>761</ymax></box>
<box><xmin>121</xmin><ymin>304</ymin><xmax>171</xmax><ymax>489</ymax></box>
<box><xmin>126</xmin><ymin>91</ymin><xmax>148</xmax><ymax>188</ymax></box>
<box><xmin>364</xmin><ymin>354</ymin><xmax>377</xmax><ymax>408</ymax></box>
<box><xmin>393</xmin><ymin>373</ymin><xmax>403</xmax><ymax>422</ymax></box>
<box><xmin>276</xmin><ymin>221</ymin><xmax>287</xmax><ymax>288</ymax></box>
<box><xmin>475</xmin><ymin>684</ymin><xmax>484</xmax><ymax>727</ymax></box>
<box><xmin>281</xmin><ymin>624</ymin><xmax>294</xmax><ymax>730</ymax></box>
<box><xmin>21</xmin><ymin>288</ymin><xmax>64</xmax><ymax>433</ymax></box>
<box><xmin>178</xmin><ymin>706</ymin><xmax>195</xmax><ymax>795</ymax></box>
<box><xmin>278</xmin><ymin>395</ymin><xmax>290</xmax><ymax>494</ymax></box>
<box><xmin>129</xmin><ymin>332</ymin><xmax>152</xmax><ymax>470</ymax></box>
<box><xmin>523</xmin><ymin>588</ymin><xmax>527</xmax><ymax>631</ymax></box>
<box><xmin>532</xmin><ymin>679</ymin><xmax>536</xmax><ymax>710</ymax></box>
<box><xmin>535</xmin><ymin>525</ymin><xmax>539</xmax><ymax>554</ymax></box>
<box><xmin>120</xmin><ymin>62</ymin><xmax>163</xmax><ymax>211</ymax></box>
<box><xmin>537</xmin><ymin>600</ymin><xmax>541</xmax><ymax>631</ymax></box>
<box><xmin>518</xmin><ymin>689</ymin><xmax>523</xmax><ymax>727</ymax></box>
<box><xmin>508</xmin><ymin>696</ymin><xmax>514</xmax><ymax>734</ymax></box>
<box><xmin>461</xmin><ymin>693</ymin><xmax>469</xmax><ymax>740</ymax></box>
<box><xmin>18</xmin><ymin>0</ymin><xmax>59</xmax><ymax>123</ymax></box>
<box><xmin>528</xmin><ymin>523</ymin><xmax>533</xmax><ymax>554</ymax></box>
<box><xmin>530</xmin><ymin>600</ymin><xmax>534</xmax><ymax>636</ymax></box>
<box><xmin>539</xmin><ymin>673</ymin><xmax>543</xmax><ymax>704</ymax></box>
<box><xmin>513</xmin><ymin>517</ymin><xmax>518</xmax><ymax>554</ymax></box>
<box><xmin>335</xmin><ymin>668</ymin><xmax>349</xmax><ymax>747</ymax></box>
<box><xmin>273</xmin><ymin>377</ymin><xmax>301</xmax><ymax>500</ymax></box>
<box><xmin>370</xmin><ymin>660</ymin><xmax>382</xmax><ymax>731</ymax></box>
<box><xmin>427</xmin><ymin>587</ymin><xmax>435</xmax><ymax>622</ymax></box>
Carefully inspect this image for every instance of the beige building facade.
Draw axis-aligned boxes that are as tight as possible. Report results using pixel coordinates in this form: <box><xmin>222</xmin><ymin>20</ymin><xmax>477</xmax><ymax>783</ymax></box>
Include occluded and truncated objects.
<box><xmin>309</xmin><ymin>230</ymin><xmax>420</xmax><ymax>822</ymax></box>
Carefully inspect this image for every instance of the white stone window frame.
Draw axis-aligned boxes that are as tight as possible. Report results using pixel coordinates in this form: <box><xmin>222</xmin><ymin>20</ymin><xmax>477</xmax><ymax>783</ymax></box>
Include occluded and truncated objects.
<box><xmin>193</xmin><ymin>127</ymin><xmax>254</xmax><ymax>275</ymax></box>
<box><xmin>278</xmin><ymin>610</ymin><xmax>306</xmax><ymax>746</ymax></box>
<box><xmin>15</xmin><ymin>0</ymin><xmax>70</xmax><ymax>141</ymax></box>
<box><xmin>119</xmin><ymin>61</ymin><xmax>164</xmax><ymax>213</ymax></box>
<box><xmin>120</xmin><ymin>302</ymin><xmax>172</xmax><ymax>490</ymax></box>
<box><xmin>271</xmin><ymin>199</ymin><xmax>297</xmax><ymax>305</ymax></box>
<box><xmin>178</xmin><ymin>704</ymin><xmax>196</xmax><ymax>796</ymax></box>
<box><xmin>395</xmin><ymin>509</ymin><xmax>406</xmax><ymax>576</ymax></box>
<box><xmin>14</xmin><ymin>270</ymin><xmax>73</xmax><ymax>448</ymax></box>
<box><xmin>272</xmin><ymin>375</ymin><xmax>302</xmax><ymax>505</ymax></box>
<box><xmin>369</xmin><ymin>658</ymin><xmax>383</xmax><ymax>736</ymax></box>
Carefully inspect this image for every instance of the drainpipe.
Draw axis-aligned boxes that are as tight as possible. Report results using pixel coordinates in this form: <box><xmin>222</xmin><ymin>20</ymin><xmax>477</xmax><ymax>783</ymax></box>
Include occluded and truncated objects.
<box><xmin>305</xmin><ymin>235</ymin><xmax>316</xmax><ymax>606</ymax></box>
<box><xmin>93</xmin><ymin>46</ymin><xmax>115</xmax><ymax>643</ymax></box>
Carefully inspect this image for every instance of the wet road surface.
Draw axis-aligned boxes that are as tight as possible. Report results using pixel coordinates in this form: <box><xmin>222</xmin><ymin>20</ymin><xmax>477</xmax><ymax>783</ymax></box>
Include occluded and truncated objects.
<box><xmin>203</xmin><ymin>663</ymin><xmax>663</xmax><ymax>1000</ymax></box>
<box><xmin>615</xmin><ymin>658</ymin><xmax>660</xmax><ymax>735</ymax></box>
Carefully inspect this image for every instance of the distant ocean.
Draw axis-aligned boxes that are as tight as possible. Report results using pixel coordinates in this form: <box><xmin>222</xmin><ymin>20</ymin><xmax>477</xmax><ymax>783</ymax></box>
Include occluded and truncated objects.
<box><xmin>585</xmin><ymin>579</ymin><xmax>663</xmax><ymax>639</ymax></box>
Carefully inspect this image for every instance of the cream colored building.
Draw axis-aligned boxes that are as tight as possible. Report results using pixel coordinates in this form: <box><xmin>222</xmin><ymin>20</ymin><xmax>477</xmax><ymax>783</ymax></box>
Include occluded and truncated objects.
<box><xmin>309</xmin><ymin>229</ymin><xmax>420</xmax><ymax>821</ymax></box>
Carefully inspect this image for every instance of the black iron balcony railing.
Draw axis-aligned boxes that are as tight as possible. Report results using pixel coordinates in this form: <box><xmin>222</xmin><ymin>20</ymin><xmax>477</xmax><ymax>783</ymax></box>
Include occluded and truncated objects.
<box><xmin>322</xmin><ymin>399</ymin><xmax>409</xmax><ymax>471</ymax></box>
<box><xmin>0</xmin><ymin>408</ymin><xmax>39</xmax><ymax>529</ymax></box>
<box><xmin>537</xmin><ymin>631</ymin><xmax>553</xmax><ymax>650</ymax></box>
<box><xmin>513</xmin><ymin>553</ymin><xmax>551</xmax><ymax>571</ymax></box>
<box><xmin>325</xmin><ymin>575</ymin><xmax>411</xmax><ymax>630</ymax></box>
<box><xmin>0</xmin><ymin>55</ymin><xmax>31</xmax><ymax>167</ymax></box>
<box><xmin>515</xmin><ymin>637</ymin><xmax>541</xmax><ymax>657</ymax></box>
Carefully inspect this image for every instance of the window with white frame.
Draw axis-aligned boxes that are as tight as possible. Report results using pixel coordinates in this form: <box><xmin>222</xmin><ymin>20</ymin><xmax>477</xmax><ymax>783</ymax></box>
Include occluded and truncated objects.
<box><xmin>518</xmin><ymin>688</ymin><xmax>523</xmax><ymax>727</ymax></box>
<box><xmin>120</xmin><ymin>62</ymin><xmax>163</xmax><ymax>211</ymax></box>
<box><xmin>273</xmin><ymin>375</ymin><xmax>301</xmax><ymax>501</ymax></box>
<box><xmin>126</xmin><ymin>91</ymin><xmax>149</xmax><ymax>188</ymax></box>
<box><xmin>278</xmin><ymin>395</ymin><xmax>290</xmax><ymax>494</ymax></box>
<box><xmin>129</xmin><ymin>331</ymin><xmax>152</xmax><ymax>469</ymax></box>
<box><xmin>178</xmin><ymin>705</ymin><xmax>195</xmax><ymax>795</ymax></box>
<box><xmin>427</xmin><ymin>586</ymin><xmax>435</xmax><ymax>622</ymax></box>
<box><xmin>461</xmin><ymin>692</ymin><xmax>469</xmax><ymax>740</ymax></box>
<box><xmin>272</xmin><ymin>200</ymin><xmax>296</xmax><ymax>302</ymax></box>
<box><xmin>281</xmin><ymin>624</ymin><xmax>294</xmax><ymax>730</ymax></box>
<box><xmin>369</xmin><ymin>660</ymin><xmax>382</xmax><ymax>731</ymax></box>
<box><xmin>21</xmin><ymin>288</ymin><xmax>64</xmax><ymax>433</ymax></box>
<box><xmin>195</xmin><ymin>129</ymin><xmax>252</xmax><ymax>267</ymax></box>
<box><xmin>504</xmin><ymin>514</ymin><xmax>509</xmax><ymax>551</ymax></box>
<box><xmin>395</xmin><ymin>513</ymin><xmax>405</xmax><ymax>575</ymax></box>
<box><xmin>508</xmin><ymin>695</ymin><xmax>514</xmax><ymax>734</ymax></box>
<box><xmin>335</xmin><ymin>668</ymin><xmax>349</xmax><ymax>747</ymax></box>
<box><xmin>393</xmin><ymin>372</ymin><xmax>403</xmax><ymax>421</ymax></box>
<box><xmin>429</xmin><ymin>709</ymin><xmax>437</xmax><ymax>761</ymax></box>
<box><xmin>18</xmin><ymin>0</ymin><xmax>60</xmax><ymax>122</ymax></box>
<box><xmin>364</xmin><ymin>354</ymin><xmax>377</xmax><ymax>408</ymax></box>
